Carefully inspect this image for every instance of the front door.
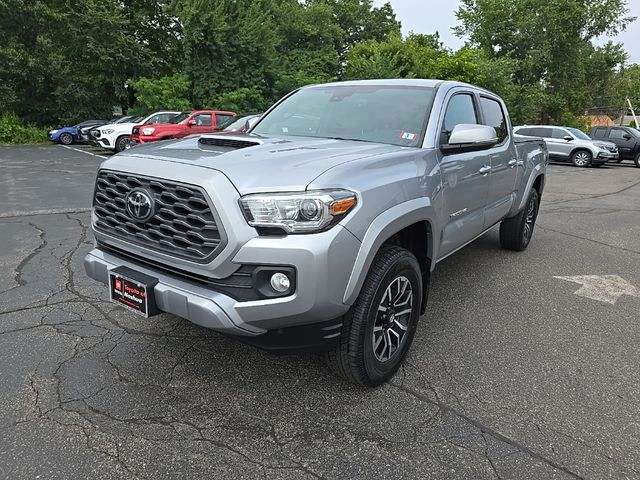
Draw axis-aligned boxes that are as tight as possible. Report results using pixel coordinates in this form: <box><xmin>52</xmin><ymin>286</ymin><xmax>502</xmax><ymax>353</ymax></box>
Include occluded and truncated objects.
<box><xmin>438</xmin><ymin>92</ymin><xmax>491</xmax><ymax>258</ymax></box>
<box><xmin>608</xmin><ymin>127</ymin><xmax>636</xmax><ymax>160</ymax></box>
<box><xmin>543</xmin><ymin>127</ymin><xmax>573</xmax><ymax>160</ymax></box>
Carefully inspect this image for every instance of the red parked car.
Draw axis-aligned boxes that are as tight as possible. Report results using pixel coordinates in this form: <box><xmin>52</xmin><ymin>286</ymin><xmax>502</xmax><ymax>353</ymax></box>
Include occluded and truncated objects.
<box><xmin>131</xmin><ymin>110</ymin><xmax>236</xmax><ymax>144</ymax></box>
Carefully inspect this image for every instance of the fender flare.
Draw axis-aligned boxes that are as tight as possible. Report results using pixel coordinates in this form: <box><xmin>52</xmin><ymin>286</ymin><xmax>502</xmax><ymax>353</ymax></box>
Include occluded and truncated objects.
<box><xmin>343</xmin><ymin>197</ymin><xmax>438</xmax><ymax>305</ymax></box>
<box><xmin>515</xmin><ymin>164</ymin><xmax>545</xmax><ymax>213</ymax></box>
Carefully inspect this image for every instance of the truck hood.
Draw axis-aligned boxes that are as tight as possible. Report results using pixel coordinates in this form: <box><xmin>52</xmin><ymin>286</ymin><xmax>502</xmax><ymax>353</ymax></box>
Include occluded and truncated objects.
<box><xmin>117</xmin><ymin>134</ymin><xmax>406</xmax><ymax>194</ymax></box>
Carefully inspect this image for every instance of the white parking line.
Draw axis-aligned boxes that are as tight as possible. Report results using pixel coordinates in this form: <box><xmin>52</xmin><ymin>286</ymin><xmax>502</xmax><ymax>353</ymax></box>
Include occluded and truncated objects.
<box><xmin>59</xmin><ymin>144</ymin><xmax>110</xmax><ymax>159</ymax></box>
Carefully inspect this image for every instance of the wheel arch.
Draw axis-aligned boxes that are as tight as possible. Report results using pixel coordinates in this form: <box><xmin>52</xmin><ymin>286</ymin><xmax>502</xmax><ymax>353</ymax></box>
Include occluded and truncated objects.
<box><xmin>343</xmin><ymin>198</ymin><xmax>437</xmax><ymax>310</ymax></box>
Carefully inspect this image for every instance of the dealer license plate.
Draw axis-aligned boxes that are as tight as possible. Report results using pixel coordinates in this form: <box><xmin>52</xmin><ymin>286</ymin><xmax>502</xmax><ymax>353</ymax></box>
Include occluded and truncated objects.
<box><xmin>109</xmin><ymin>266</ymin><xmax>159</xmax><ymax>317</ymax></box>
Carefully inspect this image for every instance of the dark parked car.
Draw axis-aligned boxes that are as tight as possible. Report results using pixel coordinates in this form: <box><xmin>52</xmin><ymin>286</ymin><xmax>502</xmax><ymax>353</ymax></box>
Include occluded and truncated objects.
<box><xmin>590</xmin><ymin>126</ymin><xmax>640</xmax><ymax>167</ymax></box>
<box><xmin>48</xmin><ymin>119</ymin><xmax>108</xmax><ymax>145</ymax></box>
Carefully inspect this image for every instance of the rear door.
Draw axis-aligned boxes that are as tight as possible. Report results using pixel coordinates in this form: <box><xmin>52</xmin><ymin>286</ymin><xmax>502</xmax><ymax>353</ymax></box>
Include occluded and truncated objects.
<box><xmin>479</xmin><ymin>96</ymin><xmax>518</xmax><ymax>227</ymax></box>
<box><xmin>437</xmin><ymin>91</ymin><xmax>491</xmax><ymax>258</ymax></box>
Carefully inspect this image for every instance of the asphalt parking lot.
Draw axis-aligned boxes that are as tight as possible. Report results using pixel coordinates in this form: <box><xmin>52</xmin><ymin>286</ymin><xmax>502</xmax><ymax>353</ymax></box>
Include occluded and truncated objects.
<box><xmin>1</xmin><ymin>145</ymin><xmax>639</xmax><ymax>479</ymax></box>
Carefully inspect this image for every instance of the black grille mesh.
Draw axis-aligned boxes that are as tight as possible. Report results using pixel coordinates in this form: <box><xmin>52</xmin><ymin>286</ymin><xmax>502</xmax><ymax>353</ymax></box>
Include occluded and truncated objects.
<box><xmin>198</xmin><ymin>137</ymin><xmax>260</xmax><ymax>149</ymax></box>
<box><xmin>93</xmin><ymin>171</ymin><xmax>223</xmax><ymax>263</ymax></box>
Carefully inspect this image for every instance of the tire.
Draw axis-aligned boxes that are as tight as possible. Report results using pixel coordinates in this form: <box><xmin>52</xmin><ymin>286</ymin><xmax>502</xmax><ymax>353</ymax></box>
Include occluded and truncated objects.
<box><xmin>500</xmin><ymin>189</ymin><xmax>539</xmax><ymax>251</ymax></box>
<box><xmin>571</xmin><ymin>149</ymin><xmax>592</xmax><ymax>167</ymax></box>
<box><xmin>635</xmin><ymin>153</ymin><xmax>640</xmax><ymax>168</ymax></box>
<box><xmin>115</xmin><ymin>135</ymin><xmax>130</xmax><ymax>153</ymax></box>
<box><xmin>59</xmin><ymin>133</ymin><xmax>73</xmax><ymax>145</ymax></box>
<box><xmin>325</xmin><ymin>246</ymin><xmax>423</xmax><ymax>387</ymax></box>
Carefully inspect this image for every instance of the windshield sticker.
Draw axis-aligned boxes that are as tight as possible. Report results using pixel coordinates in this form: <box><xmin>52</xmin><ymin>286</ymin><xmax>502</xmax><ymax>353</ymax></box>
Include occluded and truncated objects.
<box><xmin>400</xmin><ymin>132</ymin><xmax>417</xmax><ymax>141</ymax></box>
<box><xmin>282</xmin><ymin>127</ymin><xmax>289</xmax><ymax>133</ymax></box>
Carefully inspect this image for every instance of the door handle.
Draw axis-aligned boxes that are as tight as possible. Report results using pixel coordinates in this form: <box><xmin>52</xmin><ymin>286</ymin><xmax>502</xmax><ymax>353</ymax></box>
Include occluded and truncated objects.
<box><xmin>479</xmin><ymin>165</ymin><xmax>492</xmax><ymax>175</ymax></box>
<box><xmin>508</xmin><ymin>159</ymin><xmax>524</xmax><ymax>167</ymax></box>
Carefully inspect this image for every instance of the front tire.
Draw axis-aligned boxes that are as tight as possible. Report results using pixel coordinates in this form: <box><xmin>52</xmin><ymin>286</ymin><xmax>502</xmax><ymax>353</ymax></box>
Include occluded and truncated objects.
<box><xmin>571</xmin><ymin>150</ymin><xmax>592</xmax><ymax>167</ymax></box>
<box><xmin>115</xmin><ymin>135</ymin><xmax>130</xmax><ymax>153</ymax></box>
<box><xmin>59</xmin><ymin>133</ymin><xmax>73</xmax><ymax>145</ymax></box>
<box><xmin>500</xmin><ymin>189</ymin><xmax>539</xmax><ymax>251</ymax></box>
<box><xmin>325</xmin><ymin>246</ymin><xmax>422</xmax><ymax>387</ymax></box>
<box><xmin>635</xmin><ymin>153</ymin><xmax>640</xmax><ymax>168</ymax></box>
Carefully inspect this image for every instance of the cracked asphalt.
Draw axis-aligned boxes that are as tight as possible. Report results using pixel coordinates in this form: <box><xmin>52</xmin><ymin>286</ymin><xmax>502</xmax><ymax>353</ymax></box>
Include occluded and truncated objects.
<box><xmin>1</xmin><ymin>145</ymin><xmax>639</xmax><ymax>479</ymax></box>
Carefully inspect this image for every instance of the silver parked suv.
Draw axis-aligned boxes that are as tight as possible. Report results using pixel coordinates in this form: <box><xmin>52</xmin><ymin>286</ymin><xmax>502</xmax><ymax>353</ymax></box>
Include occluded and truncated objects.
<box><xmin>85</xmin><ymin>80</ymin><xmax>548</xmax><ymax>386</ymax></box>
<box><xmin>514</xmin><ymin>125</ymin><xmax>618</xmax><ymax>167</ymax></box>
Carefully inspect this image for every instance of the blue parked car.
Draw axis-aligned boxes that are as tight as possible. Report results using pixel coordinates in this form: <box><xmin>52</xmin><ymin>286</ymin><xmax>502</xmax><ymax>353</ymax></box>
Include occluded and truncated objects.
<box><xmin>48</xmin><ymin>119</ymin><xmax>108</xmax><ymax>145</ymax></box>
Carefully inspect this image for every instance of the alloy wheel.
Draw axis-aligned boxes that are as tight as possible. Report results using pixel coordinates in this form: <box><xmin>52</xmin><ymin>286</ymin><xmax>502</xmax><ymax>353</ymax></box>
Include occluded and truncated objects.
<box><xmin>573</xmin><ymin>152</ymin><xmax>590</xmax><ymax>166</ymax></box>
<box><xmin>372</xmin><ymin>275</ymin><xmax>413</xmax><ymax>363</ymax></box>
<box><xmin>523</xmin><ymin>195</ymin><xmax>537</xmax><ymax>241</ymax></box>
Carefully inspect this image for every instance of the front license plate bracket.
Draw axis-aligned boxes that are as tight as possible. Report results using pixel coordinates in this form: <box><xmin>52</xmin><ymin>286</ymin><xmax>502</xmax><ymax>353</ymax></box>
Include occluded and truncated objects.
<box><xmin>109</xmin><ymin>266</ymin><xmax>160</xmax><ymax>317</ymax></box>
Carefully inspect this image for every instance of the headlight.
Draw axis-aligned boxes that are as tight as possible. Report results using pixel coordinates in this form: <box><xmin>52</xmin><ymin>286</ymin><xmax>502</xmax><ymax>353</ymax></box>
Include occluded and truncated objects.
<box><xmin>240</xmin><ymin>190</ymin><xmax>357</xmax><ymax>233</ymax></box>
<box><xmin>49</xmin><ymin>129</ymin><xmax>58</xmax><ymax>134</ymax></box>
<box><xmin>102</xmin><ymin>129</ymin><xmax>114</xmax><ymax>134</ymax></box>
<box><xmin>142</xmin><ymin>127</ymin><xmax>155</xmax><ymax>135</ymax></box>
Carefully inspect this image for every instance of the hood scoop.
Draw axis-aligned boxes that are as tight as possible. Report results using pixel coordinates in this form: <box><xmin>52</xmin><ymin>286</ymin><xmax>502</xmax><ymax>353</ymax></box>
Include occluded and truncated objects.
<box><xmin>198</xmin><ymin>136</ymin><xmax>262</xmax><ymax>149</ymax></box>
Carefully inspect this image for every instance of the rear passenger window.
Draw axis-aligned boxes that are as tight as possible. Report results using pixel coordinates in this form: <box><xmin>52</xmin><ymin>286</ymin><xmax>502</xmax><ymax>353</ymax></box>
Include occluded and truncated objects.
<box><xmin>442</xmin><ymin>94</ymin><xmax>478</xmax><ymax>142</ymax></box>
<box><xmin>516</xmin><ymin>128</ymin><xmax>532</xmax><ymax>136</ymax></box>
<box><xmin>216</xmin><ymin>113</ymin><xmax>235</xmax><ymax>126</ymax></box>
<box><xmin>480</xmin><ymin>97</ymin><xmax>507</xmax><ymax>144</ymax></box>
<box><xmin>536</xmin><ymin>128</ymin><xmax>553</xmax><ymax>138</ymax></box>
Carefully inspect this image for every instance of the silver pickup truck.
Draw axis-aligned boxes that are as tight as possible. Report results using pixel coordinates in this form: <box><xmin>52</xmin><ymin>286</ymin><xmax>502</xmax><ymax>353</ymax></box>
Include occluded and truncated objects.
<box><xmin>84</xmin><ymin>79</ymin><xmax>548</xmax><ymax>386</ymax></box>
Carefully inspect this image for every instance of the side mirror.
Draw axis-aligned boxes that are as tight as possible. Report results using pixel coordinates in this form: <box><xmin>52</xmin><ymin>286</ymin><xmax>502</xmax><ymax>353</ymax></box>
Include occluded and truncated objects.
<box><xmin>623</xmin><ymin>134</ymin><xmax>632</xmax><ymax>140</ymax></box>
<box><xmin>187</xmin><ymin>119</ymin><xmax>197</xmax><ymax>126</ymax></box>
<box><xmin>563</xmin><ymin>135</ymin><xmax>573</xmax><ymax>141</ymax></box>
<box><xmin>441</xmin><ymin>124</ymin><xmax>498</xmax><ymax>154</ymax></box>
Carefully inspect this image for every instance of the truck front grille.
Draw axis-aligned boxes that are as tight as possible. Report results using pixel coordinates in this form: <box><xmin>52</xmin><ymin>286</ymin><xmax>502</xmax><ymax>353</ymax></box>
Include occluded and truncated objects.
<box><xmin>93</xmin><ymin>170</ymin><xmax>224</xmax><ymax>263</ymax></box>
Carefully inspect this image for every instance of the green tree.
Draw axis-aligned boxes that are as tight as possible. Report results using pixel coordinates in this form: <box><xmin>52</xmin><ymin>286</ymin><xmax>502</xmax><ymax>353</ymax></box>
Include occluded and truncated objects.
<box><xmin>454</xmin><ymin>0</ymin><xmax>635</xmax><ymax>122</ymax></box>
<box><xmin>131</xmin><ymin>74</ymin><xmax>192</xmax><ymax>112</ymax></box>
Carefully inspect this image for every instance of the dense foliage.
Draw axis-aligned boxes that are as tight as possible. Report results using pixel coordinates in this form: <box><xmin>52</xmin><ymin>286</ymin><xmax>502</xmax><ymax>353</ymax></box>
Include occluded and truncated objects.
<box><xmin>0</xmin><ymin>0</ymin><xmax>637</xmax><ymax>130</ymax></box>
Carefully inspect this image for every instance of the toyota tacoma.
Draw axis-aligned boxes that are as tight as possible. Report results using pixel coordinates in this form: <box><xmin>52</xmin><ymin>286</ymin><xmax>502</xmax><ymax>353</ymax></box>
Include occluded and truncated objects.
<box><xmin>84</xmin><ymin>79</ymin><xmax>548</xmax><ymax>386</ymax></box>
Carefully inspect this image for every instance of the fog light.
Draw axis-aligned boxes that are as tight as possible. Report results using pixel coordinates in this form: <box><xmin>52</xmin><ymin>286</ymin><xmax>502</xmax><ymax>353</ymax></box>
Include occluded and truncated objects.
<box><xmin>270</xmin><ymin>272</ymin><xmax>291</xmax><ymax>293</ymax></box>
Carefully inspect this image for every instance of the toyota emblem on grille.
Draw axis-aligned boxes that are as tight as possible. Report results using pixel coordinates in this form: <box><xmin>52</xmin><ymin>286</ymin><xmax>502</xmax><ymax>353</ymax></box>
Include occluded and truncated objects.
<box><xmin>126</xmin><ymin>189</ymin><xmax>154</xmax><ymax>222</ymax></box>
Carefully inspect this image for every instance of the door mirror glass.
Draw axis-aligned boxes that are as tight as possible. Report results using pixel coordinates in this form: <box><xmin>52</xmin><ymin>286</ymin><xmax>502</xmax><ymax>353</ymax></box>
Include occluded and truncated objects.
<box><xmin>441</xmin><ymin>124</ymin><xmax>498</xmax><ymax>154</ymax></box>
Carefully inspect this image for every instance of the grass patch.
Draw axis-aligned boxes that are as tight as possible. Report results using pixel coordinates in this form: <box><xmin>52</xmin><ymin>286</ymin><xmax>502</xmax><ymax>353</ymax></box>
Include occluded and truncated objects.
<box><xmin>0</xmin><ymin>113</ymin><xmax>50</xmax><ymax>144</ymax></box>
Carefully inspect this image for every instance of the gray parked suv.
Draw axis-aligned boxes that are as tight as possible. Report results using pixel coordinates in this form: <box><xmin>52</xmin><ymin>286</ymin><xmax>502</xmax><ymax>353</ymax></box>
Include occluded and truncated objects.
<box><xmin>85</xmin><ymin>79</ymin><xmax>548</xmax><ymax>386</ymax></box>
<box><xmin>514</xmin><ymin>125</ymin><xmax>618</xmax><ymax>167</ymax></box>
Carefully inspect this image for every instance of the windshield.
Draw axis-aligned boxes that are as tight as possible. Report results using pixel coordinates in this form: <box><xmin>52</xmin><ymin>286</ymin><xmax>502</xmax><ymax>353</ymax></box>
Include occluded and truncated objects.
<box><xmin>252</xmin><ymin>85</ymin><xmax>435</xmax><ymax>147</ymax></box>
<box><xmin>628</xmin><ymin>127</ymin><xmax>640</xmax><ymax>138</ymax></box>
<box><xmin>113</xmin><ymin>116</ymin><xmax>134</xmax><ymax>124</ymax></box>
<box><xmin>567</xmin><ymin>127</ymin><xmax>591</xmax><ymax>140</ymax></box>
<box><xmin>169</xmin><ymin>112</ymin><xmax>191</xmax><ymax>124</ymax></box>
<box><xmin>222</xmin><ymin>114</ymin><xmax>259</xmax><ymax>131</ymax></box>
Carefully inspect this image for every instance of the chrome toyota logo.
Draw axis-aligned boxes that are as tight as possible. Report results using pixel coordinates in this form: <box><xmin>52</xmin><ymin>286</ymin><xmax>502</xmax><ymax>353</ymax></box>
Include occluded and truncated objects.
<box><xmin>125</xmin><ymin>189</ymin><xmax>154</xmax><ymax>222</ymax></box>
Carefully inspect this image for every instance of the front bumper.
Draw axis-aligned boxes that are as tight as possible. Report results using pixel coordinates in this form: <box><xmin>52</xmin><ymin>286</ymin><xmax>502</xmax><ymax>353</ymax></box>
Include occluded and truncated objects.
<box><xmin>596</xmin><ymin>150</ymin><xmax>618</xmax><ymax>162</ymax></box>
<box><xmin>84</xmin><ymin>224</ymin><xmax>360</xmax><ymax>337</ymax></box>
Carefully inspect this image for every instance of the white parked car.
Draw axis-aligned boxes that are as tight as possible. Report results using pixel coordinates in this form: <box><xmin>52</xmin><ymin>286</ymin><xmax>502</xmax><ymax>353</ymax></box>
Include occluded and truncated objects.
<box><xmin>93</xmin><ymin>111</ymin><xmax>180</xmax><ymax>152</ymax></box>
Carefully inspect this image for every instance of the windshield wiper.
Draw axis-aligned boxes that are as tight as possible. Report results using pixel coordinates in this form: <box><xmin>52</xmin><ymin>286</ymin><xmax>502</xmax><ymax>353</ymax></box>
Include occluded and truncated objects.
<box><xmin>325</xmin><ymin>136</ymin><xmax>373</xmax><ymax>143</ymax></box>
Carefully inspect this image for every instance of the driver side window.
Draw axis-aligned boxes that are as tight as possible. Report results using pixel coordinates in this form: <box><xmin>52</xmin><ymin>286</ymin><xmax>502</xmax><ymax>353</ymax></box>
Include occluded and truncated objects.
<box><xmin>442</xmin><ymin>94</ymin><xmax>478</xmax><ymax>144</ymax></box>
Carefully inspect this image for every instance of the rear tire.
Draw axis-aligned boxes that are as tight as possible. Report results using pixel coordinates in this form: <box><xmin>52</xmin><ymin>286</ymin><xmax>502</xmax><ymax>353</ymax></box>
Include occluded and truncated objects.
<box><xmin>571</xmin><ymin>150</ymin><xmax>592</xmax><ymax>167</ymax></box>
<box><xmin>500</xmin><ymin>189</ymin><xmax>539</xmax><ymax>251</ymax></box>
<box><xmin>325</xmin><ymin>246</ymin><xmax>422</xmax><ymax>387</ymax></box>
<box><xmin>59</xmin><ymin>133</ymin><xmax>73</xmax><ymax>145</ymax></box>
<box><xmin>115</xmin><ymin>135</ymin><xmax>130</xmax><ymax>153</ymax></box>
